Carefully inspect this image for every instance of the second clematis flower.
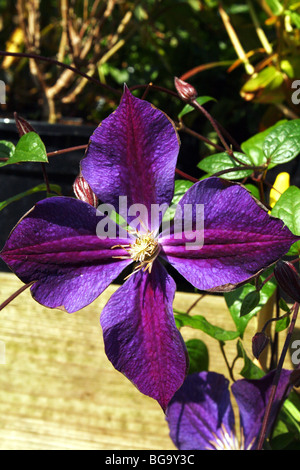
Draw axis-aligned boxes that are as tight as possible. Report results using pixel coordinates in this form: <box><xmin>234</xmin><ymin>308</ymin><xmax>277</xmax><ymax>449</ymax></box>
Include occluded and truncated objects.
<box><xmin>166</xmin><ymin>369</ymin><xmax>293</xmax><ymax>450</ymax></box>
<box><xmin>1</xmin><ymin>86</ymin><xmax>299</xmax><ymax>410</ymax></box>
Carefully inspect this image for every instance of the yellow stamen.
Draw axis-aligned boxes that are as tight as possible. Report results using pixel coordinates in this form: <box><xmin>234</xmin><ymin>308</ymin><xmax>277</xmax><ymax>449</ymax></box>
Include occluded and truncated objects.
<box><xmin>111</xmin><ymin>231</ymin><xmax>160</xmax><ymax>278</ymax></box>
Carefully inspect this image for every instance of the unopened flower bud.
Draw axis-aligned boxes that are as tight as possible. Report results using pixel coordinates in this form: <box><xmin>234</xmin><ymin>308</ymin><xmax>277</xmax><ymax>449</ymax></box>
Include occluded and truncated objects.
<box><xmin>252</xmin><ymin>331</ymin><xmax>270</xmax><ymax>360</ymax></box>
<box><xmin>14</xmin><ymin>112</ymin><xmax>36</xmax><ymax>136</ymax></box>
<box><xmin>174</xmin><ymin>77</ymin><xmax>197</xmax><ymax>102</ymax></box>
<box><xmin>274</xmin><ymin>260</ymin><xmax>300</xmax><ymax>303</ymax></box>
<box><xmin>73</xmin><ymin>174</ymin><xmax>98</xmax><ymax>208</ymax></box>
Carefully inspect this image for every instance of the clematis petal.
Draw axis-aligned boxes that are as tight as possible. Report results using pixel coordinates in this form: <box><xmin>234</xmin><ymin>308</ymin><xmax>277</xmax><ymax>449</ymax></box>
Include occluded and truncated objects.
<box><xmin>232</xmin><ymin>369</ymin><xmax>292</xmax><ymax>449</ymax></box>
<box><xmin>166</xmin><ymin>371</ymin><xmax>235</xmax><ymax>450</ymax></box>
<box><xmin>81</xmin><ymin>86</ymin><xmax>180</xmax><ymax>231</ymax></box>
<box><xmin>0</xmin><ymin>197</ymin><xmax>132</xmax><ymax>313</ymax></box>
<box><xmin>100</xmin><ymin>260</ymin><xmax>188</xmax><ymax>411</ymax></box>
<box><xmin>160</xmin><ymin>177</ymin><xmax>299</xmax><ymax>291</ymax></box>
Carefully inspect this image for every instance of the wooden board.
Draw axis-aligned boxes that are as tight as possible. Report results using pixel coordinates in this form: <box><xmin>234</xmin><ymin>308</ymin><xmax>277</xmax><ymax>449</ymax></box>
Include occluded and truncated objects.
<box><xmin>0</xmin><ymin>272</ymin><xmax>298</xmax><ymax>450</ymax></box>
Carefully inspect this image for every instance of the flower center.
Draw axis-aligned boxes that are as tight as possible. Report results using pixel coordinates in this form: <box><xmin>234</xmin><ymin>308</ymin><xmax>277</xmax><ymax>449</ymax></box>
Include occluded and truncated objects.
<box><xmin>128</xmin><ymin>233</ymin><xmax>159</xmax><ymax>264</ymax></box>
<box><xmin>112</xmin><ymin>231</ymin><xmax>160</xmax><ymax>277</ymax></box>
<box><xmin>208</xmin><ymin>425</ymin><xmax>255</xmax><ymax>451</ymax></box>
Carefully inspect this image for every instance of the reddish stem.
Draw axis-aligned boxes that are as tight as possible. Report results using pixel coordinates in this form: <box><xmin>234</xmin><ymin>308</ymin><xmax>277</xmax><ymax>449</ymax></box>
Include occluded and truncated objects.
<box><xmin>0</xmin><ymin>281</ymin><xmax>35</xmax><ymax>311</ymax></box>
<box><xmin>175</xmin><ymin>168</ymin><xmax>198</xmax><ymax>183</ymax></box>
<box><xmin>47</xmin><ymin>144</ymin><xmax>88</xmax><ymax>157</ymax></box>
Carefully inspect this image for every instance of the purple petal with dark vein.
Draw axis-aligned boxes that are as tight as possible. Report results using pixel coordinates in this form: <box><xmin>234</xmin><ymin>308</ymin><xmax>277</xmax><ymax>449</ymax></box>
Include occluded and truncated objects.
<box><xmin>81</xmin><ymin>86</ymin><xmax>180</xmax><ymax>231</ymax></box>
<box><xmin>1</xmin><ymin>197</ymin><xmax>132</xmax><ymax>313</ymax></box>
<box><xmin>232</xmin><ymin>369</ymin><xmax>292</xmax><ymax>449</ymax></box>
<box><xmin>100</xmin><ymin>260</ymin><xmax>188</xmax><ymax>411</ymax></box>
<box><xmin>160</xmin><ymin>177</ymin><xmax>299</xmax><ymax>291</ymax></box>
<box><xmin>166</xmin><ymin>371</ymin><xmax>235</xmax><ymax>450</ymax></box>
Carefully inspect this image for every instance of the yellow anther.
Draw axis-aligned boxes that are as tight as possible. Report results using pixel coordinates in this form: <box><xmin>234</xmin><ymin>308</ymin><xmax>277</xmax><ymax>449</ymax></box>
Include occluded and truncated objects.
<box><xmin>111</xmin><ymin>231</ymin><xmax>160</xmax><ymax>278</ymax></box>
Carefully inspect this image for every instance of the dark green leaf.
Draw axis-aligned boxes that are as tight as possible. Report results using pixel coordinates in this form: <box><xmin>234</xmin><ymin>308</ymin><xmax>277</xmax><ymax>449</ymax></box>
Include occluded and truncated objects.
<box><xmin>278</xmin><ymin>298</ymin><xmax>290</xmax><ymax>313</ymax></box>
<box><xmin>224</xmin><ymin>268</ymin><xmax>277</xmax><ymax>337</ymax></box>
<box><xmin>0</xmin><ymin>140</ymin><xmax>15</xmax><ymax>159</ymax></box>
<box><xmin>175</xmin><ymin>313</ymin><xmax>239</xmax><ymax>341</ymax></box>
<box><xmin>240</xmin><ymin>290</ymin><xmax>260</xmax><ymax>317</ymax></box>
<box><xmin>237</xmin><ymin>339</ymin><xmax>265</xmax><ymax>379</ymax></box>
<box><xmin>197</xmin><ymin>152</ymin><xmax>254</xmax><ymax>180</ymax></box>
<box><xmin>185</xmin><ymin>338</ymin><xmax>209</xmax><ymax>374</ymax></box>
<box><xmin>263</xmin><ymin>120</ymin><xmax>300</xmax><ymax>167</ymax></box>
<box><xmin>272</xmin><ymin>391</ymin><xmax>300</xmax><ymax>444</ymax></box>
<box><xmin>270</xmin><ymin>432</ymin><xmax>296</xmax><ymax>450</ymax></box>
<box><xmin>241</xmin><ymin>120</ymin><xmax>286</xmax><ymax>167</ymax></box>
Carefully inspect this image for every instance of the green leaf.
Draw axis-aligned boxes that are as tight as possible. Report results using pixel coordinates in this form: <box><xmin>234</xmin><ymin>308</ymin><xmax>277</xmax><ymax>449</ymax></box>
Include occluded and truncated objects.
<box><xmin>162</xmin><ymin>179</ymin><xmax>194</xmax><ymax>222</ymax></box>
<box><xmin>263</xmin><ymin>120</ymin><xmax>300</xmax><ymax>167</ymax></box>
<box><xmin>185</xmin><ymin>338</ymin><xmax>209</xmax><ymax>374</ymax></box>
<box><xmin>0</xmin><ymin>183</ymin><xmax>62</xmax><ymax>211</ymax></box>
<box><xmin>0</xmin><ymin>140</ymin><xmax>15</xmax><ymax>159</ymax></box>
<box><xmin>241</xmin><ymin>120</ymin><xmax>286</xmax><ymax>167</ymax></box>
<box><xmin>290</xmin><ymin>11</ymin><xmax>300</xmax><ymax>29</ymax></box>
<box><xmin>178</xmin><ymin>96</ymin><xmax>216</xmax><ymax>119</ymax></box>
<box><xmin>271</xmin><ymin>186</ymin><xmax>300</xmax><ymax>254</ymax></box>
<box><xmin>174</xmin><ymin>313</ymin><xmax>239</xmax><ymax>341</ymax></box>
<box><xmin>278</xmin><ymin>297</ymin><xmax>290</xmax><ymax>313</ymax></box>
<box><xmin>0</xmin><ymin>132</ymin><xmax>48</xmax><ymax>167</ymax></box>
<box><xmin>224</xmin><ymin>268</ymin><xmax>277</xmax><ymax>337</ymax></box>
<box><xmin>265</xmin><ymin>0</ymin><xmax>283</xmax><ymax>15</ymax></box>
<box><xmin>273</xmin><ymin>391</ymin><xmax>300</xmax><ymax>445</ymax></box>
<box><xmin>270</xmin><ymin>432</ymin><xmax>296</xmax><ymax>450</ymax></box>
<box><xmin>244</xmin><ymin>183</ymin><xmax>260</xmax><ymax>200</ymax></box>
<box><xmin>275</xmin><ymin>315</ymin><xmax>290</xmax><ymax>333</ymax></box>
<box><xmin>237</xmin><ymin>339</ymin><xmax>265</xmax><ymax>379</ymax></box>
<box><xmin>242</xmin><ymin>66</ymin><xmax>284</xmax><ymax>95</ymax></box>
<box><xmin>197</xmin><ymin>152</ymin><xmax>254</xmax><ymax>180</ymax></box>
<box><xmin>240</xmin><ymin>290</ymin><xmax>260</xmax><ymax>317</ymax></box>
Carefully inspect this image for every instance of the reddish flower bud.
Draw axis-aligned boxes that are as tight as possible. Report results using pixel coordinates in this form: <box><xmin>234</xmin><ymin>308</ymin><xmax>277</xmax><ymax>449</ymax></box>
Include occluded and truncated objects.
<box><xmin>73</xmin><ymin>174</ymin><xmax>98</xmax><ymax>208</ymax></box>
<box><xmin>14</xmin><ymin>112</ymin><xmax>36</xmax><ymax>136</ymax></box>
<box><xmin>174</xmin><ymin>77</ymin><xmax>197</xmax><ymax>102</ymax></box>
<box><xmin>274</xmin><ymin>260</ymin><xmax>300</xmax><ymax>303</ymax></box>
<box><xmin>252</xmin><ymin>331</ymin><xmax>270</xmax><ymax>360</ymax></box>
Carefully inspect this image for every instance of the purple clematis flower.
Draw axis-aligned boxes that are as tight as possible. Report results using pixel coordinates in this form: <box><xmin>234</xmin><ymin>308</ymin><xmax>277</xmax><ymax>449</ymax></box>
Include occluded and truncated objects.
<box><xmin>166</xmin><ymin>369</ymin><xmax>292</xmax><ymax>450</ymax></box>
<box><xmin>1</xmin><ymin>87</ymin><xmax>298</xmax><ymax>410</ymax></box>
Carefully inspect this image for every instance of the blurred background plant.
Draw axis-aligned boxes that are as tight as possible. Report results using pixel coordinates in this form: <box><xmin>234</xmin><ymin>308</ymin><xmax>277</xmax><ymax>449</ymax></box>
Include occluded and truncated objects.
<box><xmin>0</xmin><ymin>0</ymin><xmax>298</xmax><ymax>131</ymax></box>
<box><xmin>0</xmin><ymin>0</ymin><xmax>300</xmax><ymax>262</ymax></box>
